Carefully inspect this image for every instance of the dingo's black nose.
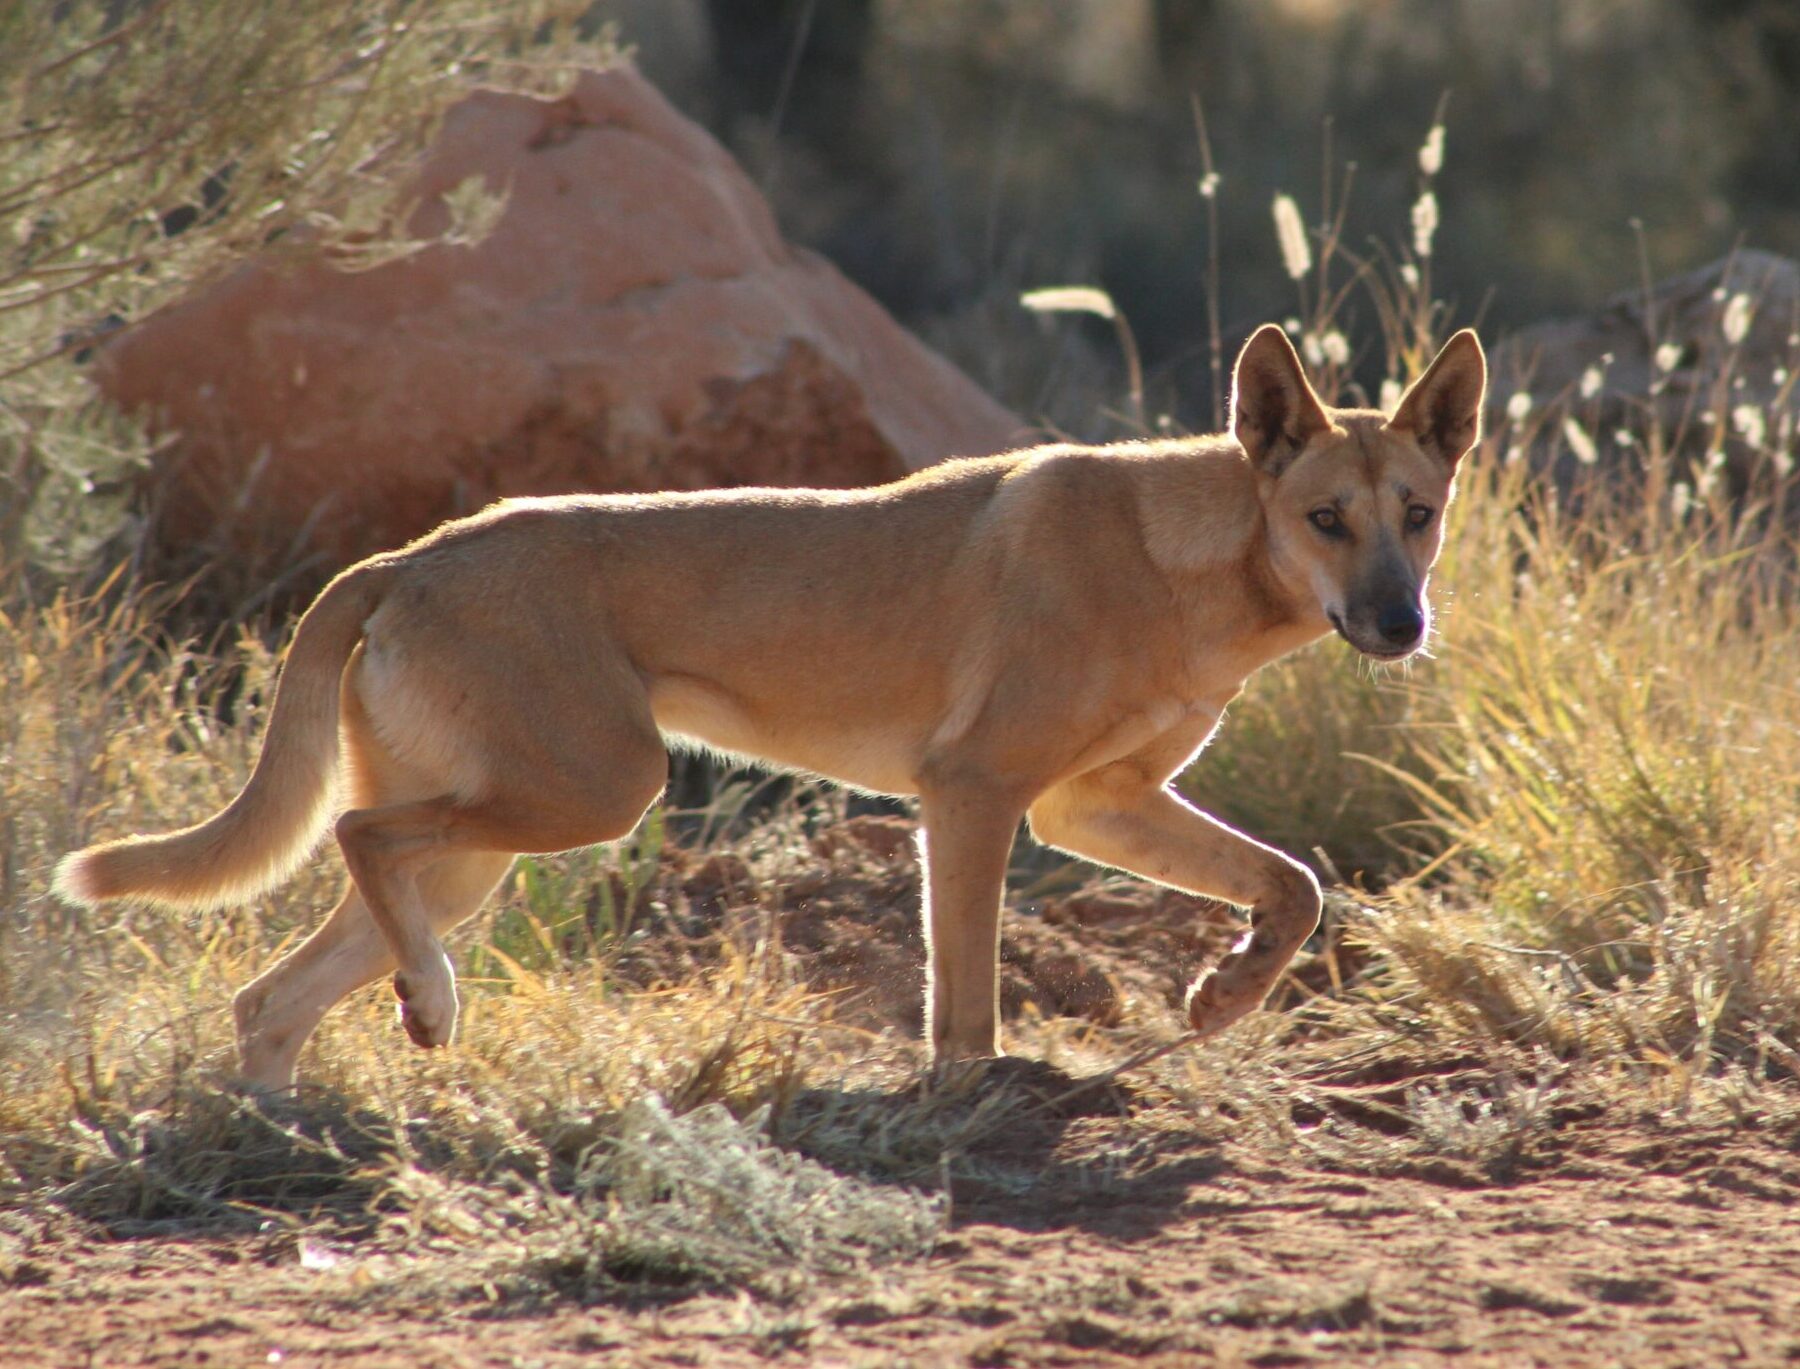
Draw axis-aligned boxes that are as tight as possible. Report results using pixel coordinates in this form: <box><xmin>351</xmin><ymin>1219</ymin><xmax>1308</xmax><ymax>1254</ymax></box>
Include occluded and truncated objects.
<box><xmin>1378</xmin><ymin>603</ymin><xmax>1425</xmax><ymax>647</ymax></box>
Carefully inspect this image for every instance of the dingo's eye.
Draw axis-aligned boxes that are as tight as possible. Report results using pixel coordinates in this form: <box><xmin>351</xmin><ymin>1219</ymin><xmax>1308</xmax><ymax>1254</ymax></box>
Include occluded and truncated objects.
<box><xmin>1405</xmin><ymin>503</ymin><xmax>1435</xmax><ymax>530</ymax></box>
<box><xmin>1308</xmin><ymin>508</ymin><xmax>1345</xmax><ymax>536</ymax></box>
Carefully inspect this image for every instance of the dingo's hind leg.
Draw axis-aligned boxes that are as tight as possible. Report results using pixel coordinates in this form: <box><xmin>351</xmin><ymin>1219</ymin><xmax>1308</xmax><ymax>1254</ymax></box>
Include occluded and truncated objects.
<box><xmin>332</xmin><ymin>623</ymin><xmax>669</xmax><ymax>1054</ymax></box>
<box><xmin>233</xmin><ymin>850</ymin><xmax>512</xmax><ymax>1089</ymax></box>
<box><xmin>239</xmin><ymin>631</ymin><xmax>669</xmax><ymax>1076</ymax></box>
<box><xmin>334</xmin><ymin>653</ymin><xmax>668</xmax><ymax>1055</ymax></box>
<box><xmin>336</xmin><ymin>764</ymin><xmax>665</xmax><ymax>1051</ymax></box>
<box><xmin>232</xmin><ymin>657</ymin><xmax>522</xmax><ymax>1088</ymax></box>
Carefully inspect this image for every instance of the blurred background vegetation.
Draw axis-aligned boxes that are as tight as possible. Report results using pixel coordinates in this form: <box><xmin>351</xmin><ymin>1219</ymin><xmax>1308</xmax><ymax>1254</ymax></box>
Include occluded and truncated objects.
<box><xmin>619</xmin><ymin>0</ymin><xmax>1800</xmax><ymax>426</ymax></box>
<box><xmin>6</xmin><ymin>0</ymin><xmax>1796</xmax><ymax>509</ymax></box>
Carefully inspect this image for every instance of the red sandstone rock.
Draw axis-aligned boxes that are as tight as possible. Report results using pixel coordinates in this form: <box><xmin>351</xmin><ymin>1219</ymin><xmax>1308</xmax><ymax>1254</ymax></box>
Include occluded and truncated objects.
<box><xmin>96</xmin><ymin>66</ymin><xmax>1022</xmax><ymax>573</ymax></box>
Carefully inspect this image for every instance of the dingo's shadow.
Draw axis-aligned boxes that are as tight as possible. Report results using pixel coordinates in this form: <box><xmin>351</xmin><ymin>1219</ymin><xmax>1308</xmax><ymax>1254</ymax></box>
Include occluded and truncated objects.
<box><xmin>47</xmin><ymin>1058</ymin><xmax>1227</xmax><ymax>1247</ymax></box>
<box><xmin>775</xmin><ymin>1056</ymin><xmax>1232</xmax><ymax>1239</ymax></box>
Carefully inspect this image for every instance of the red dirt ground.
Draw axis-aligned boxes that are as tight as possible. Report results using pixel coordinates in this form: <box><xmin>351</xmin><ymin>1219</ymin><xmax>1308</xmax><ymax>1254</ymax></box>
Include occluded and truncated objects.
<box><xmin>6</xmin><ymin>1106</ymin><xmax>1799</xmax><ymax>1367</ymax></box>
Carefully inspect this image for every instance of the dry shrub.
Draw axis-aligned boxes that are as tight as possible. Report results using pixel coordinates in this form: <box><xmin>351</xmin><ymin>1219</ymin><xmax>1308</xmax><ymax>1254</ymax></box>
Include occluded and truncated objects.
<box><xmin>1</xmin><ymin>3</ymin><xmax>613</xmax><ymax>578</ymax></box>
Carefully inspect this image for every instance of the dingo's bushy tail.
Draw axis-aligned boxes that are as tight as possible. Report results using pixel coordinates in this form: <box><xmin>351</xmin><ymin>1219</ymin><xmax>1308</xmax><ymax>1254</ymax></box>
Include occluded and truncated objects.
<box><xmin>53</xmin><ymin>563</ymin><xmax>394</xmax><ymax>911</ymax></box>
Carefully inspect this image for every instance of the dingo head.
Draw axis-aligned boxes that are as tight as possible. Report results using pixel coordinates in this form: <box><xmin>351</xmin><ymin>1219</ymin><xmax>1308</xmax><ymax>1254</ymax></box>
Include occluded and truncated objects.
<box><xmin>1232</xmin><ymin>325</ymin><xmax>1486</xmax><ymax>660</ymax></box>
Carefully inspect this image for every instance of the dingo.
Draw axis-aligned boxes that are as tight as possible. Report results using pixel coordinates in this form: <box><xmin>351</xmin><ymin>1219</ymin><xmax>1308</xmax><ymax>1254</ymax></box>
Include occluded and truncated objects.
<box><xmin>56</xmin><ymin>325</ymin><xmax>1485</xmax><ymax>1088</ymax></box>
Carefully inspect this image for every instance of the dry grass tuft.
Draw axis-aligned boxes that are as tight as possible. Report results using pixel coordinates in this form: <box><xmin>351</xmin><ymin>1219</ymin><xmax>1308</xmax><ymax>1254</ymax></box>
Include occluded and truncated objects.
<box><xmin>387</xmin><ymin>1096</ymin><xmax>945</xmax><ymax>1303</ymax></box>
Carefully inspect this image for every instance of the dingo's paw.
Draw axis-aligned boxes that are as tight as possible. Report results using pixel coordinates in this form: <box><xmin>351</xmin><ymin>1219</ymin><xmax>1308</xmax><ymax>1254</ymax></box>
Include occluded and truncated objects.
<box><xmin>1183</xmin><ymin>970</ymin><xmax>1262</xmax><ymax>1038</ymax></box>
<box><xmin>393</xmin><ymin>949</ymin><xmax>459</xmax><ymax>1049</ymax></box>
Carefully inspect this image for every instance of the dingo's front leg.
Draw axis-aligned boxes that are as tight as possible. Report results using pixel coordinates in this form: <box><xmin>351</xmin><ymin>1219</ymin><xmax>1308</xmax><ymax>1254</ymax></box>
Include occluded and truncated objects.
<box><xmin>1029</xmin><ymin>768</ymin><xmax>1321</xmax><ymax>1037</ymax></box>
<box><xmin>917</xmin><ymin>783</ymin><xmax>1029</xmax><ymax>1062</ymax></box>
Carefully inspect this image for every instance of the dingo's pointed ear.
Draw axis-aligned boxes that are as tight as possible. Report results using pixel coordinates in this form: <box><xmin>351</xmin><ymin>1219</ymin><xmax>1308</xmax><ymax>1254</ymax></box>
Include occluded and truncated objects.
<box><xmin>1231</xmin><ymin>323</ymin><xmax>1332</xmax><ymax>476</ymax></box>
<box><xmin>1387</xmin><ymin>328</ymin><xmax>1487</xmax><ymax>470</ymax></box>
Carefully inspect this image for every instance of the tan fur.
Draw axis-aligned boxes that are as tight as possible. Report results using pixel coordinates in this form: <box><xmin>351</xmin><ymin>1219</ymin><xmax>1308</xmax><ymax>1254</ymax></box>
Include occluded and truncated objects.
<box><xmin>56</xmin><ymin>325</ymin><xmax>1486</xmax><ymax>1088</ymax></box>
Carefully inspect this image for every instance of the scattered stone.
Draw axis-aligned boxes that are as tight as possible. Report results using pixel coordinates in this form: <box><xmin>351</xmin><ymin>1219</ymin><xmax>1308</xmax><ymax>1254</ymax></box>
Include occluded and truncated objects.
<box><xmin>1485</xmin><ymin>250</ymin><xmax>1800</xmax><ymax>498</ymax></box>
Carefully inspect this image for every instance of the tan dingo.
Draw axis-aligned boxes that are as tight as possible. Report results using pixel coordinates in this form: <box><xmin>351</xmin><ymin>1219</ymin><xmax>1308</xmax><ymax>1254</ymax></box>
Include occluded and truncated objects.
<box><xmin>56</xmin><ymin>325</ymin><xmax>1485</xmax><ymax>1089</ymax></box>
